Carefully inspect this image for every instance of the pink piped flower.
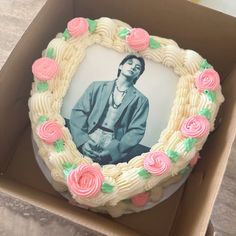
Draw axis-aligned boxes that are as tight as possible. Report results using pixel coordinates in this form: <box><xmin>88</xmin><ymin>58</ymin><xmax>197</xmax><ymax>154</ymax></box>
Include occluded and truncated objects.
<box><xmin>32</xmin><ymin>57</ymin><xmax>59</xmax><ymax>81</ymax></box>
<box><xmin>126</xmin><ymin>28</ymin><xmax>150</xmax><ymax>51</ymax></box>
<box><xmin>131</xmin><ymin>192</ymin><xmax>149</xmax><ymax>207</ymax></box>
<box><xmin>67</xmin><ymin>164</ymin><xmax>104</xmax><ymax>198</ymax></box>
<box><xmin>67</xmin><ymin>17</ymin><xmax>89</xmax><ymax>37</ymax></box>
<box><xmin>143</xmin><ymin>151</ymin><xmax>171</xmax><ymax>176</ymax></box>
<box><xmin>189</xmin><ymin>152</ymin><xmax>201</xmax><ymax>167</ymax></box>
<box><xmin>195</xmin><ymin>68</ymin><xmax>220</xmax><ymax>92</ymax></box>
<box><xmin>37</xmin><ymin>121</ymin><xmax>63</xmax><ymax>144</ymax></box>
<box><xmin>181</xmin><ymin>115</ymin><xmax>210</xmax><ymax>138</ymax></box>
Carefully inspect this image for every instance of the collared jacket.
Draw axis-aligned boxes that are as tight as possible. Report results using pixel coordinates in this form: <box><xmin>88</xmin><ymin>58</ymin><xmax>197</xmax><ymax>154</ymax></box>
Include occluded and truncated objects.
<box><xmin>70</xmin><ymin>80</ymin><xmax>149</xmax><ymax>161</ymax></box>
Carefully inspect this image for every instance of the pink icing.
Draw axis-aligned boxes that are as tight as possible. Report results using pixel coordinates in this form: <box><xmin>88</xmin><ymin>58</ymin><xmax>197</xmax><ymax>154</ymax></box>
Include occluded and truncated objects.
<box><xmin>189</xmin><ymin>152</ymin><xmax>200</xmax><ymax>167</ymax></box>
<box><xmin>67</xmin><ymin>164</ymin><xmax>104</xmax><ymax>198</ymax></box>
<box><xmin>181</xmin><ymin>115</ymin><xmax>210</xmax><ymax>138</ymax></box>
<box><xmin>37</xmin><ymin>121</ymin><xmax>63</xmax><ymax>144</ymax></box>
<box><xmin>143</xmin><ymin>151</ymin><xmax>171</xmax><ymax>176</ymax></box>
<box><xmin>195</xmin><ymin>68</ymin><xmax>220</xmax><ymax>92</ymax></box>
<box><xmin>126</xmin><ymin>28</ymin><xmax>150</xmax><ymax>51</ymax></box>
<box><xmin>32</xmin><ymin>57</ymin><xmax>59</xmax><ymax>81</ymax></box>
<box><xmin>67</xmin><ymin>17</ymin><xmax>89</xmax><ymax>37</ymax></box>
<box><xmin>131</xmin><ymin>192</ymin><xmax>149</xmax><ymax>207</ymax></box>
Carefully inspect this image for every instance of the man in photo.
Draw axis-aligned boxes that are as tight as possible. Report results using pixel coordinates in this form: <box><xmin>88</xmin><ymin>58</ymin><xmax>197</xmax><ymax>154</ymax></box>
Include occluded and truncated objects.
<box><xmin>69</xmin><ymin>54</ymin><xmax>149</xmax><ymax>165</ymax></box>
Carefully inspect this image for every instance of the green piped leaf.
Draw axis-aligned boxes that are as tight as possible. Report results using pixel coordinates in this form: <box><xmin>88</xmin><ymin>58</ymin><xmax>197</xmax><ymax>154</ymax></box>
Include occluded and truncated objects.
<box><xmin>184</xmin><ymin>138</ymin><xmax>197</xmax><ymax>152</ymax></box>
<box><xmin>204</xmin><ymin>89</ymin><xmax>216</xmax><ymax>102</ymax></box>
<box><xmin>118</xmin><ymin>28</ymin><xmax>130</xmax><ymax>39</ymax></box>
<box><xmin>166</xmin><ymin>150</ymin><xmax>180</xmax><ymax>163</ymax></box>
<box><xmin>37</xmin><ymin>81</ymin><xmax>48</xmax><ymax>92</ymax></box>
<box><xmin>38</xmin><ymin>115</ymin><xmax>48</xmax><ymax>124</ymax></box>
<box><xmin>138</xmin><ymin>168</ymin><xmax>151</xmax><ymax>179</ymax></box>
<box><xmin>46</xmin><ymin>48</ymin><xmax>55</xmax><ymax>59</ymax></box>
<box><xmin>149</xmin><ymin>37</ymin><xmax>161</xmax><ymax>49</ymax></box>
<box><xmin>199</xmin><ymin>108</ymin><xmax>211</xmax><ymax>120</ymax></box>
<box><xmin>87</xmin><ymin>18</ymin><xmax>97</xmax><ymax>32</ymax></box>
<box><xmin>62</xmin><ymin>162</ymin><xmax>77</xmax><ymax>177</ymax></box>
<box><xmin>179</xmin><ymin>166</ymin><xmax>191</xmax><ymax>175</ymax></box>
<box><xmin>101</xmin><ymin>182</ymin><xmax>114</xmax><ymax>193</ymax></box>
<box><xmin>200</xmin><ymin>59</ymin><xmax>212</xmax><ymax>71</ymax></box>
<box><xmin>54</xmin><ymin>139</ymin><xmax>65</xmax><ymax>153</ymax></box>
<box><xmin>63</xmin><ymin>28</ymin><xmax>70</xmax><ymax>40</ymax></box>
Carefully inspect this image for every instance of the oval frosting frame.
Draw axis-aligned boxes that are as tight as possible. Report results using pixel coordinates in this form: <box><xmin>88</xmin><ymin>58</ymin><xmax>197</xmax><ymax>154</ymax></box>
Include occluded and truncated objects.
<box><xmin>29</xmin><ymin>17</ymin><xmax>224</xmax><ymax>216</ymax></box>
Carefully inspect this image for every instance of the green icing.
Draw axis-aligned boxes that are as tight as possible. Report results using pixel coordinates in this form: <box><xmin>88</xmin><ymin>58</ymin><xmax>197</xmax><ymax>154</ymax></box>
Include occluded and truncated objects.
<box><xmin>46</xmin><ymin>48</ymin><xmax>55</xmax><ymax>59</ymax></box>
<box><xmin>54</xmin><ymin>139</ymin><xmax>65</xmax><ymax>153</ymax></box>
<box><xmin>184</xmin><ymin>138</ymin><xmax>197</xmax><ymax>152</ymax></box>
<box><xmin>118</xmin><ymin>28</ymin><xmax>130</xmax><ymax>39</ymax></box>
<box><xmin>62</xmin><ymin>162</ymin><xmax>77</xmax><ymax>177</ymax></box>
<box><xmin>204</xmin><ymin>89</ymin><xmax>216</xmax><ymax>102</ymax></box>
<box><xmin>200</xmin><ymin>59</ymin><xmax>212</xmax><ymax>70</ymax></box>
<box><xmin>87</xmin><ymin>18</ymin><xmax>97</xmax><ymax>32</ymax></box>
<box><xmin>199</xmin><ymin>108</ymin><xmax>211</xmax><ymax>120</ymax></box>
<box><xmin>63</xmin><ymin>28</ymin><xmax>70</xmax><ymax>40</ymax></box>
<box><xmin>179</xmin><ymin>166</ymin><xmax>191</xmax><ymax>175</ymax></box>
<box><xmin>38</xmin><ymin>115</ymin><xmax>48</xmax><ymax>124</ymax></box>
<box><xmin>37</xmin><ymin>82</ymin><xmax>48</xmax><ymax>92</ymax></box>
<box><xmin>149</xmin><ymin>37</ymin><xmax>161</xmax><ymax>49</ymax></box>
<box><xmin>138</xmin><ymin>168</ymin><xmax>151</xmax><ymax>179</ymax></box>
<box><xmin>167</xmin><ymin>150</ymin><xmax>180</xmax><ymax>163</ymax></box>
<box><xmin>101</xmin><ymin>182</ymin><xmax>114</xmax><ymax>193</ymax></box>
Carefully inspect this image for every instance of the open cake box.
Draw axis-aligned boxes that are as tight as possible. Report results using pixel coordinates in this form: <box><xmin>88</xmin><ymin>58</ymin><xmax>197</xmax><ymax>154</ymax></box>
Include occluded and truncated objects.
<box><xmin>0</xmin><ymin>0</ymin><xmax>236</xmax><ymax>235</ymax></box>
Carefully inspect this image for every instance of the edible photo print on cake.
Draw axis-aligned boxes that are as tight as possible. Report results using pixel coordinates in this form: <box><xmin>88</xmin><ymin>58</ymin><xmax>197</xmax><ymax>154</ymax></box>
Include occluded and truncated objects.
<box><xmin>61</xmin><ymin>45</ymin><xmax>178</xmax><ymax>165</ymax></box>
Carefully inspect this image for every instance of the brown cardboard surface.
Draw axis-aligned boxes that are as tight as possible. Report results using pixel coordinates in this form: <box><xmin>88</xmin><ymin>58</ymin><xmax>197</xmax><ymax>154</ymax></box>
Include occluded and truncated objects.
<box><xmin>0</xmin><ymin>0</ymin><xmax>236</xmax><ymax>235</ymax></box>
<box><xmin>0</xmin><ymin>0</ymin><xmax>73</xmax><ymax>172</ymax></box>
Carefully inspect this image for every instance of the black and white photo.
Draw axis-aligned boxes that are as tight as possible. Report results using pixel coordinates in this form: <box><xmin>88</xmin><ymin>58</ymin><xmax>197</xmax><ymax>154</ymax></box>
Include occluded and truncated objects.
<box><xmin>61</xmin><ymin>45</ymin><xmax>178</xmax><ymax>165</ymax></box>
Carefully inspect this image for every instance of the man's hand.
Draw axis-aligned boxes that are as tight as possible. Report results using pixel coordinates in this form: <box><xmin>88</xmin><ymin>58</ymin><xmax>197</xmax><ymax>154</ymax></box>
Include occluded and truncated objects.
<box><xmin>81</xmin><ymin>141</ymin><xmax>99</xmax><ymax>159</ymax></box>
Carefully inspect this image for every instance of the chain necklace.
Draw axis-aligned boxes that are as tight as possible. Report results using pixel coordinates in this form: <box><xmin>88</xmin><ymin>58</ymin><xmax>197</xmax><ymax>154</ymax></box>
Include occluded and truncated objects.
<box><xmin>111</xmin><ymin>80</ymin><xmax>128</xmax><ymax>109</ymax></box>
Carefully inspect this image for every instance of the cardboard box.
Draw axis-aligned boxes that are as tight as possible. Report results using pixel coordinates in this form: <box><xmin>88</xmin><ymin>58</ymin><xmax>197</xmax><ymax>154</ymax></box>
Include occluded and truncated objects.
<box><xmin>0</xmin><ymin>0</ymin><xmax>236</xmax><ymax>235</ymax></box>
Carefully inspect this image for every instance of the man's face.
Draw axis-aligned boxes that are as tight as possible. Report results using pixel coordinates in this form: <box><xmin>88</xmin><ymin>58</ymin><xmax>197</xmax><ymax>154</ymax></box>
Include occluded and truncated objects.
<box><xmin>119</xmin><ymin>58</ymin><xmax>142</xmax><ymax>82</ymax></box>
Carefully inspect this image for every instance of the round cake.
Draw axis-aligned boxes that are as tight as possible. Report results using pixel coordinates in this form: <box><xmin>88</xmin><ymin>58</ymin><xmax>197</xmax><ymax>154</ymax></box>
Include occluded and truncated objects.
<box><xmin>28</xmin><ymin>17</ymin><xmax>224</xmax><ymax>217</ymax></box>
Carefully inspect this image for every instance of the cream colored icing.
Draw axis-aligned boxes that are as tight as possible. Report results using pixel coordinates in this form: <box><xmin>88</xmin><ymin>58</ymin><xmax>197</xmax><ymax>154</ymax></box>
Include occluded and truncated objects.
<box><xmin>28</xmin><ymin>17</ymin><xmax>224</xmax><ymax>216</ymax></box>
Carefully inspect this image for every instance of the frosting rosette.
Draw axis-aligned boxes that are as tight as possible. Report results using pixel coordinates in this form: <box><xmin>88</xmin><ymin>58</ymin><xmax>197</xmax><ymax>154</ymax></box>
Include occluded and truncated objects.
<box><xmin>131</xmin><ymin>192</ymin><xmax>149</xmax><ymax>207</ymax></box>
<box><xmin>126</xmin><ymin>28</ymin><xmax>150</xmax><ymax>51</ymax></box>
<box><xmin>32</xmin><ymin>57</ymin><xmax>59</xmax><ymax>81</ymax></box>
<box><xmin>37</xmin><ymin>121</ymin><xmax>63</xmax><ymax>144</ymax></box>
<box><xmin>195</xmin><ymin>68</ymin><xmax>220</xmax><ymax>92</ymax></box>
<box><xmin>181</xmin><ymin>115</ymin><xmax>210</xmax><ymax>138</ymax></box>
<box><xmin>67</xmin><ymin>164</ymin><xmax>104</xmax><ymax>198</ymax></box>
<box><xmin>143</xmin><ymin>151</ymin><xmax>171</xmax><ymax>176</ymax></box>
<box><xmin>67</xmin><ymin>17</ymin><xmax>89</xmax><ymax>37</ymax></box>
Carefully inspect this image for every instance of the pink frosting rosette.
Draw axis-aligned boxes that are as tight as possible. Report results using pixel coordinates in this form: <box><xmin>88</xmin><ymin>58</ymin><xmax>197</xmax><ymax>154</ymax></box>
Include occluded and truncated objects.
<box><xmin>131</xmin><ymin>192</ymin><xmax>149</xmax><ymax>207</ymax></box>
<box><xmin>37</xmin><ymin>121</ymin><xmax>63</xmax><ymax>144</ymax></box>
<box><xmin>126</xmin><ymin>28</ymin><xmax>150</xmax><ymax>51</ymax></box>
<box><xmin>181</xmin><ymin>115</ymin><xmax>210</xmax><ymax>138</ymax></box>
<box><xmin>195</xmin><ymin>68</ymin><xmax>220</xmax><ymax>92</ymax></box>
<box><xmin>32</xmin><ymin>57</ymin><xmax>59</xmax><ymax>81</ymax></box>
<box><xmin>67</xmin><ymin>17</ymin><xmax>89</xmax><ymax>37</ymax></box>
<box><xmin>143</xmin><ymin>151</ymin><xmax>171</xmax><ymax>176</ymax></box>
<box><xmin>67</xmin><ymin>164</ymin><xmax>104</xmax><ymax>198</ymax></box>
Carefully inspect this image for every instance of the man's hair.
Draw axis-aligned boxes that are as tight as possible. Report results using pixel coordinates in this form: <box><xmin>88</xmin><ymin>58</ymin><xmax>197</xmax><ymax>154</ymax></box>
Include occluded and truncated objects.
<box><xmin>117</xmin><ymin>54</ymin><xmax>145</xmax><ymax>84</ymax></box>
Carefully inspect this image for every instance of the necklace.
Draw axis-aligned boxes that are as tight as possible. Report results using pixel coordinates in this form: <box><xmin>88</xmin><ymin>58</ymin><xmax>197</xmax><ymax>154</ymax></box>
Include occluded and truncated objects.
<box><xmin>115</xmin><ymin>80</ymin><xmax>129</xmax><ymax>95</ymax></box>
<box><xmin>111</xmin><ymin>81</ymin><xmax>128</xmax><ymax>109</ymax></box>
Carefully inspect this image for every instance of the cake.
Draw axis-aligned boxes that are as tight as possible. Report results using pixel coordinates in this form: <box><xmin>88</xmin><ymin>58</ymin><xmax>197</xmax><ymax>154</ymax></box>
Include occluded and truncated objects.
<box><xmin>28</xmin><ymin>17</ymin><xmax>224</xmax><ymax>217</ymax></box>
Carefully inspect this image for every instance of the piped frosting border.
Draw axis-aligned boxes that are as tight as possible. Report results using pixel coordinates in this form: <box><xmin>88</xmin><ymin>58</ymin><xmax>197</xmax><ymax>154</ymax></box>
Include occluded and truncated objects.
<box><xmin>28</xmin><ymin>17</ymin><xmax>224</xmax><ymax>213</ymax></box>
